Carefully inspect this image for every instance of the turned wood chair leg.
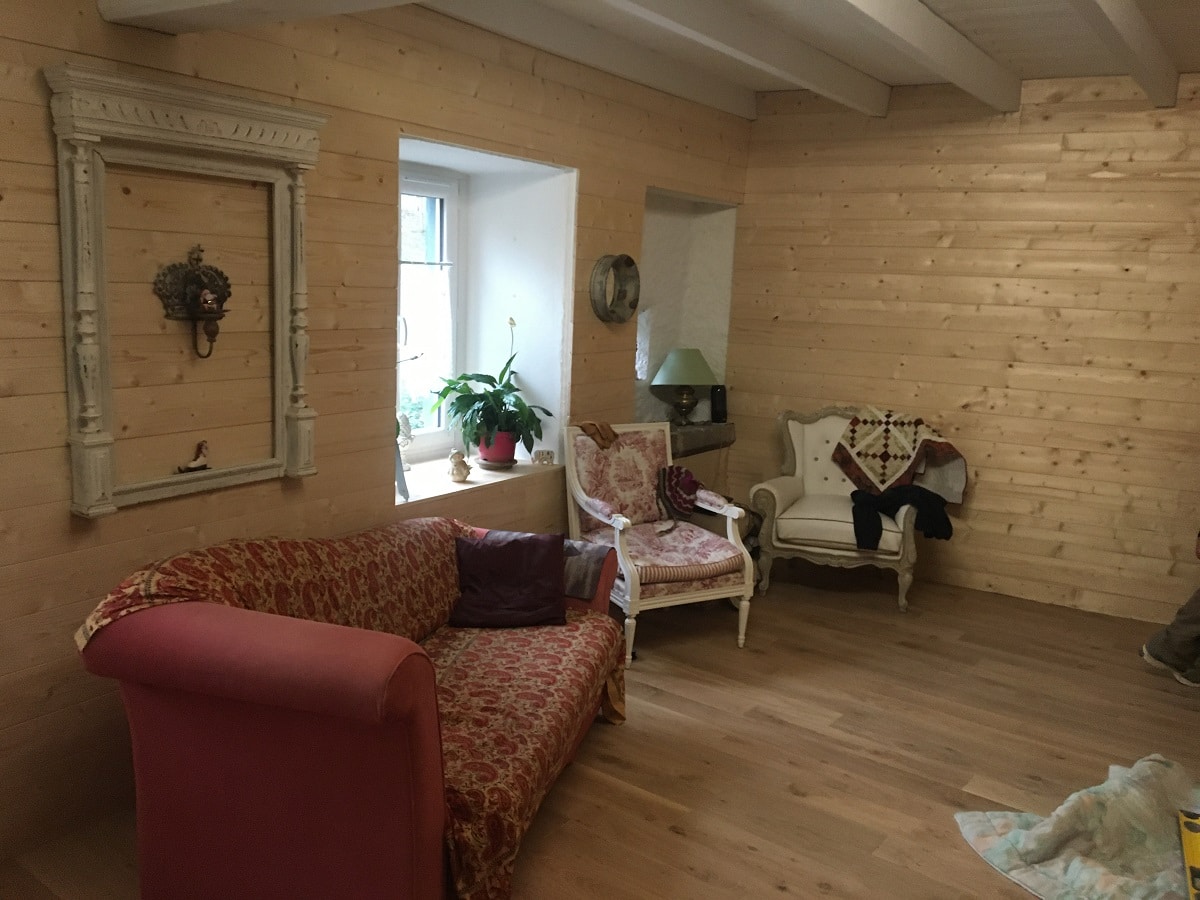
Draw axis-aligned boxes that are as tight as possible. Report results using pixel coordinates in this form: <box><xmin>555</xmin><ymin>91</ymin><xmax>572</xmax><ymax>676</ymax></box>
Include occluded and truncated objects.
<box><xmin>897</xmin><ymin>569</ymin><xmax>913</xmax><ymax>612</ymax></box>
<box><xmin>756</xmin><ymin>551</ymin><xmax>773</xmax><ymax>595</ymax></box>
<box><xmin>623</xmin><ymin>615</ymin><xmax>637</xmax><ymax>668</ymax></box>
<box><xmin>737</xmin><ymin>598</ymin><xmax>750</xmax><ymax>648</ymax></box>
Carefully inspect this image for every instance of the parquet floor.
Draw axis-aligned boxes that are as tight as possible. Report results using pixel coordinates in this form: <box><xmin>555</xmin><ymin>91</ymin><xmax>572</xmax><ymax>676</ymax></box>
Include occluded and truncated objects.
<box><xmin>5</xmin><ymin>572</ymin><xmax>1198</xmax><ymax>898</ymax></box>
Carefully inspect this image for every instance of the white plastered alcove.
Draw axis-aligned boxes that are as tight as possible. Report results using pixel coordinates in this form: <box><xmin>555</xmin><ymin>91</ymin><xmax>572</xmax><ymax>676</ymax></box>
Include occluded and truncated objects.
<box><xmin>44</xmin><ymin>64</ymin><xmax>327</xmax><ymax>518</ymax></box>
<box><xmin>635</xmin><ymin>190</ymin><xmax>737</xmax><ymax>424</ymax></box>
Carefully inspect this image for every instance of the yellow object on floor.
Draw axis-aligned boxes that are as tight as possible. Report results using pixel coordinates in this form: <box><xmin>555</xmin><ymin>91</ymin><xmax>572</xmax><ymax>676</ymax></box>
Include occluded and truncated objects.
<box><xmin>1180</xmin><ymin>809</ymin><xmax>1200</xmax><ymax>900</ymax></box>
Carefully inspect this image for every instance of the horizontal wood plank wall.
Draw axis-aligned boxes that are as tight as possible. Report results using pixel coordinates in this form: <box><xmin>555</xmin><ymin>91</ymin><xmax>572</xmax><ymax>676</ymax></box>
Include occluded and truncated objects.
<box><xmin>105</xmin><ymin>168</ymin><xmax>275</xmax><ymax>484</ymax></box>
<box><xmin>728</xmin><ymin>76</ymin><xmax>1200</xmax><ymax>625</ymax></box>
<box><xmin>0</xmin><ymin>0</ymin><xmax>749</xmax><ymax>857</ymax></box>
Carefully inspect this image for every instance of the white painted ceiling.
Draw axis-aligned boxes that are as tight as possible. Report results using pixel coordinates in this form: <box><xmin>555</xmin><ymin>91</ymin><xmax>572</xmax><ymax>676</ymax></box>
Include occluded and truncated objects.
<box><xmin>98</xmin><ymin>0</ymin><xmax>1200</xmax><ymax>118</ymax></box>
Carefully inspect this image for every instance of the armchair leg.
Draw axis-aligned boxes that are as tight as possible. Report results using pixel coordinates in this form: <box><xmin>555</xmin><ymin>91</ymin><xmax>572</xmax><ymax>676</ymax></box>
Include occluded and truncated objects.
<box><xmin>756</xmin><ymin>550</ymin><xmax>773</xmax><ymax>595</ymax></box>
<box><xmin>623</xmin><ymin>615</ymin><xmax>637</xmax><ymax>668</ymax></box>
<box><xmin>737</xmin><ymin>598</ymin><xmax>750</xmax><ymax>648</ymax></box>
<box><xmin>897</xmin><ymin>569</ymin><xmax>912</xmax><ymax>612</ymax></box>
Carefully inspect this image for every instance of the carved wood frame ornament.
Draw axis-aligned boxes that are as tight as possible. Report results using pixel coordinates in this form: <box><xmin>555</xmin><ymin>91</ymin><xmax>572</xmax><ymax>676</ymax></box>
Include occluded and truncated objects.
<box><xmin>44</xmin><ymin>64</ymin><xmax>327</xmax><ymax>518</ymax></box>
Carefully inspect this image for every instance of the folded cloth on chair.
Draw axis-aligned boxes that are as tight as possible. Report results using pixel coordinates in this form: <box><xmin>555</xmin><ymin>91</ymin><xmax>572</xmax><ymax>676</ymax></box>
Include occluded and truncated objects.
<box><xmin>657</xmin><ymin>465</ymin><xmax>701</xmax><ymax>521</ymax></box>
<box><xmin>833</xmin><ymin>407</ymin><xmax>966</xmax><ymax>502</ymax></box>
<box><xmin>851</xmin><ymin>486</ymin><xmax>952</xmax><ymax>550</ymax></box>
<box><xmin>563</xmin><ymin>539</ymin><xmax>613</xmax><ymax>600</ymax></box>
<box><xmin>579</xmin><ymin>421</ymin><xmax>618</xmax><ymax>450</ymax></box>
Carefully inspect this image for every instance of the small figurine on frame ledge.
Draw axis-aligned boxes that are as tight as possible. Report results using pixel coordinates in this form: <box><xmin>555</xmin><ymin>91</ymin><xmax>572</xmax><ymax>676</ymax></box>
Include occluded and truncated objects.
<box><xmin>448</xmin><ymin>448</ymin><xmax>471</xmax><ymax>483</ymax></box>
<box><xmin>177</xmin><ymin>440</ymin><xmax>210</xmax><ymax>474</ymax></box>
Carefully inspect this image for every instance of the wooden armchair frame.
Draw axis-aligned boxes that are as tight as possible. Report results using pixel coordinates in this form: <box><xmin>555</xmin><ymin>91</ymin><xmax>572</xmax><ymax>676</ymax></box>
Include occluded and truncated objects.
<box><xmin>564</xmin><ymin>422</ymin><xmax>754</xmax><ymax>666</ymax></box>
<box><xmin>750</xmin><ymin>407</ymin><xmax>918</xmax><ymax>610</ymax></box>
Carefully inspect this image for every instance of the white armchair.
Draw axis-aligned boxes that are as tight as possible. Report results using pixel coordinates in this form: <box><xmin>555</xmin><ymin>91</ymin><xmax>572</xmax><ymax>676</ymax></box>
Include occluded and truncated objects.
<box><xmin>564</xmin><ymin>422</ymin><xmax>755</xmax><ymax>666</ymax></box>
<box><xmin>750</xmin><ymin>407</ymin><xmax>919</xmax><ymax>610</ymax></box>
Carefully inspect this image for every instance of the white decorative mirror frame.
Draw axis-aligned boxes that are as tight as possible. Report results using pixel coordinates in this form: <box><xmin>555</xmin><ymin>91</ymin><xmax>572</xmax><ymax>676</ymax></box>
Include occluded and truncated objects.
<box><xmin>44</xmin><ymin>64</ymin><xmax>327</xmax><ymax>518</ymax></box>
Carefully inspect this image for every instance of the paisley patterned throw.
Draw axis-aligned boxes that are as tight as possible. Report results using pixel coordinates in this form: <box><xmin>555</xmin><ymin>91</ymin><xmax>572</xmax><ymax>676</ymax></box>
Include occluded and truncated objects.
<box><xmin>425</xmin><ymin>613</ymin><xmax>624</xmax><ymax>898</ymax></box>
<box><xmin>77</xmin><ymin>516</ymin><xmax>626</xmax><ymax>900</ymax></box>
<box><xmin>76</xmin><ymin>516</ymin><xmax>472</xmax><ymax>649</ymax></box>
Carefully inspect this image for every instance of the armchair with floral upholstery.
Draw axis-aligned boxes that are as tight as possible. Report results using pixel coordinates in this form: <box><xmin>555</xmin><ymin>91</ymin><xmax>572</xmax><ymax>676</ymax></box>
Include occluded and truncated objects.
<box><xmin>564</xmin><ymin>422</ymin><xmax>755</xmax><ymax>667</ymax></box>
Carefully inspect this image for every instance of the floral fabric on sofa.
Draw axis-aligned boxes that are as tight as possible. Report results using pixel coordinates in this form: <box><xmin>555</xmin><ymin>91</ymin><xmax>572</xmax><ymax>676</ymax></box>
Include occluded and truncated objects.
<box><xmin>77</xmin><ymin>516</ymin><xmax>623</xmax><ymax>900</ymax></box>
<box><xmin>425</xmin><ymin>613</ymin><xmax>624</xmax><ymax>899</ymax></box>
<box><xmin>76</xmin><ymin>517</ymin><xmax>472</xmax><ymax>649</ymax></box>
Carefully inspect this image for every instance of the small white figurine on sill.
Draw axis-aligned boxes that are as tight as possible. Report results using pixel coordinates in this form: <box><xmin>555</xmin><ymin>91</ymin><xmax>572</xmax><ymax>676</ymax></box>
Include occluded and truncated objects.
<box><xmin>448</xmin><ymin>449</ymin><xmax>472</xmax><ymax>483</ymax></box>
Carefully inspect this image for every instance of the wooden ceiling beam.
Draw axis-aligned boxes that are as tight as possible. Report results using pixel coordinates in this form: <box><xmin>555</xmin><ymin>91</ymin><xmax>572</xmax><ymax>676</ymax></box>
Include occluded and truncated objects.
<box><xmin>597</xmin><ymin>0</ymin><xmax>891</xmax><ymax>117</ymax></box>
<box><xmin>832</xmin><ymin>0</ymin><xmax>1022</xmax><ymax>112</ymax></box>
<box><xmin>430</xmin><ymin>0</ymin><xmax>759</xmax><ymax>118</ymax></box>
<box><xmin>1064</xmin><ymin>0</ymin><xmax>1178</xmax><ymax>107</ymax></box>
<box><xmin>96</xmin><ymin>0</ymin><xmax>416</xmax><ymax>34</ymax></box>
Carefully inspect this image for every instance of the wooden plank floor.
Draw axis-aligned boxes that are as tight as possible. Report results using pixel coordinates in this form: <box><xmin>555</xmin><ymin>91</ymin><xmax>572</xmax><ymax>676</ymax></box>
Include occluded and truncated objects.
<box><xmin>5</xmin><ymin>574</ymin><xmax>1198</xmax><ymax>898</ymax></box>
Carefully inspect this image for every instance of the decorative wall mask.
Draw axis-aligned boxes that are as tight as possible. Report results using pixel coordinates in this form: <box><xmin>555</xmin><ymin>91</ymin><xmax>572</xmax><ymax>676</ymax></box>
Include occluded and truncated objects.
<box><xmin>153</xmin><ymin>245</ymin><xmax>232</xmax><ymax>358</ymax></box>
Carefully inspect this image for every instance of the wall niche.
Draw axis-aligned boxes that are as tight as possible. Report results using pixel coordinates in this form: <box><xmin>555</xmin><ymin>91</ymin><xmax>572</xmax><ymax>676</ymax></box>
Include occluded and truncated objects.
<box><xmin>44</xmin><ymin>64</ymin><xmax>327</xmax><ymax>518</ymax></box>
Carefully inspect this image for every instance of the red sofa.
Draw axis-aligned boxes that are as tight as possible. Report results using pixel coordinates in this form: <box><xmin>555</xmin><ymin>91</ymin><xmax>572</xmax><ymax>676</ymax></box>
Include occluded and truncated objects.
<box><xmin>76</xmin><ymin>516</ymin><xmax>624</xmax><ymax>900</ymax></box>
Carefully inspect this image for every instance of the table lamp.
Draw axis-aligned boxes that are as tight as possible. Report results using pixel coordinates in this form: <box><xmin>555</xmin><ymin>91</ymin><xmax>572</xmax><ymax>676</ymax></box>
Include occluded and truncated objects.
<box><xmin>651</xmin><ymin>348</ymin><xmax>717</xmax><ymax>424</ymax></box>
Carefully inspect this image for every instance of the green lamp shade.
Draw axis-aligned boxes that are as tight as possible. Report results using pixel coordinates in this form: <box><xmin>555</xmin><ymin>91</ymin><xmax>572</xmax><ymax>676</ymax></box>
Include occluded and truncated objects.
<box><xmin>651</xmin><ymin>349</ymin><xmax>718</xmax><ymax>424</ymax></box>
<box><xmin>651</xmin><ymin>348</ymin><xmax>717</xmax><ymax>387</ymax></box>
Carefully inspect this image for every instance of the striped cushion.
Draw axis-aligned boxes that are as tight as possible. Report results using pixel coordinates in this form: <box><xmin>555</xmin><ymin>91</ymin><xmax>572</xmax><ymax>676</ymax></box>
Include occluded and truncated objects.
<box><xmin>585</xmin><ymin>521</ymin><xmax>744</xmax><ymax>585</ymax></box>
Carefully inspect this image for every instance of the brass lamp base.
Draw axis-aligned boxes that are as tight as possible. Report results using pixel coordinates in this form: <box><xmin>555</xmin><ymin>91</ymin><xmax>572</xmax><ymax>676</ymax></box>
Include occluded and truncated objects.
<box><xmin>671</xmin><ymin>385</ymin><xmax>699</xmax><ymax>424</ymax></box>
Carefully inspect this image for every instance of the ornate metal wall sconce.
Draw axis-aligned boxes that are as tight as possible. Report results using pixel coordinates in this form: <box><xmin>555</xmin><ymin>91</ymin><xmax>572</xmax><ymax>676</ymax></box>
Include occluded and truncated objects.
<box><xmin>153</xmin><ymin>245</ymin><xmax>232</xmax><ymax>359</ymax></box>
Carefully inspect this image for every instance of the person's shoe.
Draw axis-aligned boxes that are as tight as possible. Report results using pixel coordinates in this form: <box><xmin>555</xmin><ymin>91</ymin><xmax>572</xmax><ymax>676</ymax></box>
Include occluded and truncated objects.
<box><xmin>1142</xmin><ymin>644</ymin><xmax>1174</xmax><ymax>672</ymax></box>
<box><xmin>1174</xmin><ymin>668</ymin><xmax>1200</xmax><ymax>688</ymax></box>
<box><xmin>1142</xmin><ymin>645</ymin><xmax>1200</xmax><ymax>687</ymax></box>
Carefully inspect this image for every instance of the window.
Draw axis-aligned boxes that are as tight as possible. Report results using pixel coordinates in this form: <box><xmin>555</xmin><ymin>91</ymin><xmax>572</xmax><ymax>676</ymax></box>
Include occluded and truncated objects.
<box><xmin>397</xmin><ymin>169</ymin><xmax>461</xmax><ymax>459</ymax></box>
<box><xmin>395</xmin><ymin>138</ymin><xmax>576</xmax><ymax>504</ymax></box>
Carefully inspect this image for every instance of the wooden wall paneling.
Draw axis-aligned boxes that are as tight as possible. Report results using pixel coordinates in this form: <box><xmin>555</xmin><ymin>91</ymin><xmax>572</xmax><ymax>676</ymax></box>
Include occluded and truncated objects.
<box><xmin>0</xmin><ymin>282</ymin><xmax>64</xmax><ymax>340</ymax></box>
<box><xmin>0</xmin><ymin>160</ymin><xmax>57</xmax><ymax>223</ymax></box>
<box><xmin>0</xmin><ymin>0</ymin><xmax>749</xmax><ymax>858</ymax></box>
<box><xmin>0</xmin><ymin>395</ymin><xmax>69</xmax><ymax>454</ymax></box>
<box><xmin>0</xmin><ymin>221</ymin><xmax>59</xmax><ymax>280</ymax></box>
<box><xmin>303</xmin><ymin>152</ymin><xmax>395</xmax><ymax>205</ymax></box>
<box><xmin>396</xmin><ymin>465</ymin><xmax>568</xmax><ymax>534</ymax></box>
<box><xmin>114</xmin><ymin>426</ymin><xmax>275</xmax><ymax>485</ymax></box>
<box><xmin>728</xmin><ymin>73</ymin><xmax>1200</xmax><ymax>627</ymax></box>
<box><xmin>103</xmin><ymin>167</ymin><xmax>275</xmax><ymax>485</ymax></box>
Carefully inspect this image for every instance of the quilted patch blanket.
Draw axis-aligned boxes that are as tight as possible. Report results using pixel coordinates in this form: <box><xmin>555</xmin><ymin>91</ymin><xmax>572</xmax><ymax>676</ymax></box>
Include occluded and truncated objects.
<box><xmin>956</xmin><ymin>755</ymin><xmax>1200</xmax><ymax>900</ymax></box>
<box><xmin>832</xmin><ymin>406</ymin><xmax>966</xmax><ymax>502</ymax></box>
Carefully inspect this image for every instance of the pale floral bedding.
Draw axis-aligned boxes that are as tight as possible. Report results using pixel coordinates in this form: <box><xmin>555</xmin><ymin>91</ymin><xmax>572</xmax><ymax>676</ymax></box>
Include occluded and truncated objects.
<box><xmin>956</xmin><ymin>755</ymin><xmax>1199</xmax><ymax>900</ymax></box>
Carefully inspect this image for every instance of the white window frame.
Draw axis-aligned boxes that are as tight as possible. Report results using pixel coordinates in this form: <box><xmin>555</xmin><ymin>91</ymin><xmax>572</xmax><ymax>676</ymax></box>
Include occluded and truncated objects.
<box><xmin>398</xmin><ymin>165</ymin><xmax>465</xmax><ymax>462</ymax></box>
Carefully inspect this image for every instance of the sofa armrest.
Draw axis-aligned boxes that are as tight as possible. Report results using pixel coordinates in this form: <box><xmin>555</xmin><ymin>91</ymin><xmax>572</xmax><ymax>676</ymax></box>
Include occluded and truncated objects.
<box><xmin>83</xmin><ymin>601</ymin><xmax>436</xmax><ymax>724</ymax></box>
<box><xmin>565</xmin><ymin>545</ymin><xmax>618</xmax><ymax>616</ymax></box>
<box><xmin>81</xmin><ymin>602</ymin><xmax>446</xmax><ymax>900</ymax></box>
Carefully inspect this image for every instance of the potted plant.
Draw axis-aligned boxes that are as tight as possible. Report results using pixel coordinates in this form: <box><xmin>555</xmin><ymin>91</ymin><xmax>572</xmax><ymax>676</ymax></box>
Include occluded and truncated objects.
<box><xmin>431</xmin><ymin>353</ymin><xmax>552</xmax><ymax>470</ymax></box>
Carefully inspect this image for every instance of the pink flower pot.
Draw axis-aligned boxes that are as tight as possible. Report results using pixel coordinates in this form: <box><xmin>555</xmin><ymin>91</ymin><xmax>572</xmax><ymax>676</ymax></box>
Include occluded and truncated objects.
<box><xmin>477</xmin><ymin>431</ymin><xmax>518</xmax><ymax>470</ymax></box>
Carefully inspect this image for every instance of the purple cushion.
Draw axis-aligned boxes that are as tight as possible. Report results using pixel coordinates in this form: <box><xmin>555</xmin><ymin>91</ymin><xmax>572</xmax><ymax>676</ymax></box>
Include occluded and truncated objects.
<box><xmin>450</xmin><ymin>531</ymin><xmax>566</xmax><ymax>628</ymax></box>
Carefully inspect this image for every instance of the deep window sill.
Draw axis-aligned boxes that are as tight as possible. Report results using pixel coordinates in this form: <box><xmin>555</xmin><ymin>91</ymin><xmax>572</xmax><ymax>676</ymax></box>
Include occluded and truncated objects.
<box><xmin>396</xmin><ymin>457</ymin><xmax>562</xmax><ymax>506</ymax></box>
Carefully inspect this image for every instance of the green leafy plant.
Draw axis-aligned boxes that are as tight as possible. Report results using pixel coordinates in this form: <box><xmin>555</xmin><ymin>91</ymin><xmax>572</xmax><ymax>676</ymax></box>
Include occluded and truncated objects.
<box><xmin>431</xmin><ymin>353</ymin><xmax>552</xmax><ymax>455</ymax></box>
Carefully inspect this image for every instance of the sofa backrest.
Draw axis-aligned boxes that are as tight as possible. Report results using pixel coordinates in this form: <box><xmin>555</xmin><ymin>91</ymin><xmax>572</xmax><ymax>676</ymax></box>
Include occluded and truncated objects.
<box><xmin>88</xmin><ymin>517</ymin><xmax>472</xmax><ymax>646</ymax></box>
<box><xmin>786</xmin><ymin>414</ymin><xmax>857</xmax><ymax>496</ymax></box>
